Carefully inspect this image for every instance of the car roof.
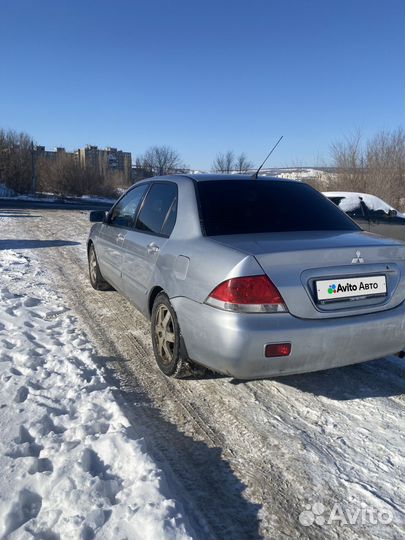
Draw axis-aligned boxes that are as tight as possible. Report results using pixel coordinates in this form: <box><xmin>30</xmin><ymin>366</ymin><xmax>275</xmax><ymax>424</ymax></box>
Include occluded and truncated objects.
<box><xmin>154</xmin><ymin>173</ymin><xmax>295</xmax><ymax>182</ymax></box>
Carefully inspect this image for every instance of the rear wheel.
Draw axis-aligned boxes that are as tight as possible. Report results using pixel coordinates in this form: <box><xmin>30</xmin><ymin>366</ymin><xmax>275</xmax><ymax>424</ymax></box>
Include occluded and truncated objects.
<box><xmin>151</xmin><ymin>292</ymin><xmax>204</xmax><ymax>378</ymax></box>
<box><xmin>88</xmin><ymin>244</ymin><xmax>113</xmax><ymax>291</ymax></box>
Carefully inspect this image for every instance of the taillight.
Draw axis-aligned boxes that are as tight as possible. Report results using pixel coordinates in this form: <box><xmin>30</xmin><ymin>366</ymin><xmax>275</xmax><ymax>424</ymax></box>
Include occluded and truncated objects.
<box><xmin>206</xmin><ymin>275</ymin><xmax>288</xmax><ymax>313</ymax></box>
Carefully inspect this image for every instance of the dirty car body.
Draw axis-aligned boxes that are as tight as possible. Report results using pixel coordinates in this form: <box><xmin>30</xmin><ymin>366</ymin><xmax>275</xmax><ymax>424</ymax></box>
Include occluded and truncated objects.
<box><xmin>88</xmin><ymin>175</ymin><xmax>405</xmax><ymax>379</ymax></box>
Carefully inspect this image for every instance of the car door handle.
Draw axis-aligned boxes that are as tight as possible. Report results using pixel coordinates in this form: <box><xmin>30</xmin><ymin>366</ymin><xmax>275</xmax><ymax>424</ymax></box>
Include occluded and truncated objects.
<box><xmin>147</xmin><ymin>242</ymin><xmax>160</xmax><ymax>254</ymax></box>
<box><xmin>116</xmin><ymin>233</ymin><xmax>126</xmax><ymax>242</ymax></box>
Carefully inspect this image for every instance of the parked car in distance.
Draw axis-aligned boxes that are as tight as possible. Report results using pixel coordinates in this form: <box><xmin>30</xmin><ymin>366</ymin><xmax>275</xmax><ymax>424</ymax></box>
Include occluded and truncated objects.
<box><xmin>324</xmin><ymin>191</ymin><xmax>405</xmax><ymax>242</ymax></box>
<box><xmin>87</xmin><ymin>175</ymin><xmax>405</xmax><ymax>380</ymax></box>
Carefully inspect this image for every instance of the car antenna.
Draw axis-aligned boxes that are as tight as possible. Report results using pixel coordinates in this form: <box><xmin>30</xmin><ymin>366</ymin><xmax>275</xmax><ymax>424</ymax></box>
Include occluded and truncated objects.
<box><xmin>252</xmin><ymin>135</ymin><xmax>284</xmax><ymax>179</ymax></box>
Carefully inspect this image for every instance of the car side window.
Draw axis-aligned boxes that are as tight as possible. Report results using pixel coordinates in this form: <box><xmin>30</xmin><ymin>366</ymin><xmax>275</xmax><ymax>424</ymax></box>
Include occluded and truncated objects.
<box><xmin>328</xmin><ymin>197</ymin><xmax>366</xmax><ymax>219</ymax></box>
<box><xmin>346</xmin><ymin>201</ymin><xmax>367</xmax><ymax>219</ymax></box>
<box><xmin>109</xmin><ymin>185</ymin><xmax>148</xmax><ymax>228</ymax></box>
<box><xmin>135</xmin><ymin>183</ymin><xmax>178</xmax><ymax>237</ymax></box>
<box><xmin>366</xmin><ymin>206</ymin><xmax>389</xmax><ymax>221</ymax></box>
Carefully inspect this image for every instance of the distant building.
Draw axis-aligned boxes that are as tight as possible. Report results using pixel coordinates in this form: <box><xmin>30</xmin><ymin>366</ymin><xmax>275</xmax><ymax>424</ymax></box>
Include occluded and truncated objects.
<box><xmin>78</xmin><ymin>145</ymin><xmax>132</xmax><ymax>184</ymax></box>
<box><xmin>131</xmin><ymin>164</ymin><xmax>196</xmax><ymax>182</ymax></box>
<box><xmin>35</xmin><ymin>145</ymin><xmax>77</xmax><ymax>161</ymax></box>
<box><xmin>36</xmin><ymin>144</ymin><xmax>132</xmax><ymax>184</ymax></box>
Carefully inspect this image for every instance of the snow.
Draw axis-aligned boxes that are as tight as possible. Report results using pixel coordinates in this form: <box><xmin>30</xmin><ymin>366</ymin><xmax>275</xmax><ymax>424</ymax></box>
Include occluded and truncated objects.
<box><xmin>0</xmin><ymin>206</ymin><xmax>404</xmax><ymax>539</ymax></box>
<box><xmin>0</xmin><ymin>193</ymin><xmax>116</xmax><ymax>204</ymax></box>
<box><xmin>78</xmin><ymin>196</ymin><xmax>117</xmax><ymax>204</ymax></box>
<box><xmin>270</xmin><ymin>167</ymin><xmax>329</xmax><ymax>183</ymax></box>
<box><xmin>6</xmin><ymin>195</ymin><xmax>60</xmax><ymax>202</ymax></box>
<box><xmin>0</xmin><ymin>250</ymin><xmax>192</xmax><ymax>540</ymax></box>
<box><xmin>247</xmin><ymin>167</ymin><xmax>332</xmax><ymax>185</ymax></box>
<box><xmin>323</xmin><ymin>191</ymin><xmax>403</xmax><ymax>216</ymax></box>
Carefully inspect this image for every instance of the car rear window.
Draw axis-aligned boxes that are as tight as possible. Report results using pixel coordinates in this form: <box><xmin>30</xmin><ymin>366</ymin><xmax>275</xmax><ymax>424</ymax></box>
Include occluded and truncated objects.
<box><xmin>196</xmin><ymin>180</ymin><xmax>359</xmax><ymax>236</ymax></box>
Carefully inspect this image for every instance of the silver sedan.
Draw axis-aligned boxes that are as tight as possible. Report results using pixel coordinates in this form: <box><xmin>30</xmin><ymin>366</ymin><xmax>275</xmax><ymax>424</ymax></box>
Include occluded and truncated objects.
<box><xmin>87</xmin><ymin>175</ymin><xmax>405</xmax><ymax>379</ymax></box>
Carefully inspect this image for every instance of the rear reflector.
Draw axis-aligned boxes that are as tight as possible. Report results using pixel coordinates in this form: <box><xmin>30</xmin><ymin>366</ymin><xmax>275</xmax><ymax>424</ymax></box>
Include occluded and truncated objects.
<box><xmin>206</xmin><ymin>275</ymin><xmax>287</xmax><ymax>313</ymax></box>
<box><xmin>265</xmin><ymin>343</ymin><xmax>291</xmax><ymax>358</ymax></box>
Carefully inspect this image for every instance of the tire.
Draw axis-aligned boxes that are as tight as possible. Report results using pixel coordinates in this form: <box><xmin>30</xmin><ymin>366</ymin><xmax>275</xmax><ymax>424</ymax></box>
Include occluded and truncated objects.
<box><xmin>88</xmin><ymin>243</ymin><xmax>113</xmax><ymax>291</ymax></box>
<box><xmin>151</xmin><ymin>292</ymin><xmax>204</xmax><ymax>378</ymax></box>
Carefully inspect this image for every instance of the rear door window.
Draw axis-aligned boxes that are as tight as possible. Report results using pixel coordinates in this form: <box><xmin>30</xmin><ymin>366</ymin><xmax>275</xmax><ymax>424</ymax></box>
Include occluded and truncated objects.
<box><xmin>109</xmin><ymin>184</ymin><xmax>148</xmax><ymax>228</ymax></box>
<box><xmin>135</xmin><ymin>182</ymin><xmax>178</xmax><ymax>237</ymax></box>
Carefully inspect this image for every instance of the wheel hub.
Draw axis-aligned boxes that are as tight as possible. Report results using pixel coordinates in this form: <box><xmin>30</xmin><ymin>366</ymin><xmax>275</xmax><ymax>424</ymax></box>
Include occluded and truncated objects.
<box><xmin>155</xmin><ymin>305</ymin><xmax>175</xmax><ymax>364</ymax></box>
<box><xmin>89</xmin><ymin>250</ymin><xmax>97</xmax><ymax>282</ymax></box>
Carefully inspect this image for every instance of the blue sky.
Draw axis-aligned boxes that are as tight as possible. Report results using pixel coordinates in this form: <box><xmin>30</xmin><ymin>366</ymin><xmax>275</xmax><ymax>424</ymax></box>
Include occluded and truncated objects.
<box><xmin>0</xmin><ymin>0</ymin><xmax>404</xmax><ymax>170</ymax></box>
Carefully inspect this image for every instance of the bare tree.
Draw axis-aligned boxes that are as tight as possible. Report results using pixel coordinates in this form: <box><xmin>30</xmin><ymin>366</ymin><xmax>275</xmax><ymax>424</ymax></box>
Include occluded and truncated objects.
<box><xmin>139</xmin><ymin>145</ymin><xmax>183</xmax><ymax>177</ymax></box>
<box><xmin>212</xmin><ymin>151</ymin><xmax>235</xmax><ymax>173</ymax></box>
<box><xmin>0</xmin><ymin>129</ymin><xmax>33</xmax><ymax>193</ymax></box>
<box><xmin>327</xmin><ymin>128</ymin><xmax>405</xmax><ymax>212</ymax></box>
<box><xmin>366</xmin><ymin>128</ymin><xmax>405</xmax><ymax>210</ymax></box>
<box><xmin>329</xmin><ymin>130</ymin><xmax>366</xmax><ymax>191</ymax></box>
<box><xmin>37</xmin><ymin>154</ymin><xmax>116</xmax><ymax>197</ymax></box>
<box><xmin>235</xmin><ymin>153</ymin><xmax>253</xmax><ymax>173</ymax></box>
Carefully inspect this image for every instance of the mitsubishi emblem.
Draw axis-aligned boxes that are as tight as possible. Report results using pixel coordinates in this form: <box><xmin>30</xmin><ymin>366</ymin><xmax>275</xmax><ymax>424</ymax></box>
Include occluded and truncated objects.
<box><xmin>351</xmin><ymin>250</ymin><xmax>365</xmax><ymax>264</ymax></box>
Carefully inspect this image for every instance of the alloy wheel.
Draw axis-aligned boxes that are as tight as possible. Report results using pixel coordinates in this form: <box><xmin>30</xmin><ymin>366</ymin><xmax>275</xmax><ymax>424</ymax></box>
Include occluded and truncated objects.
<box><xmin>89</xmin><ymin>248</ymin><xmax>98</xmax><ymax>284</ymax></box>
<box><xmin>154</xmin><ymin>304</ymin><xmax>176</xmax><ymax>364</ymax></box>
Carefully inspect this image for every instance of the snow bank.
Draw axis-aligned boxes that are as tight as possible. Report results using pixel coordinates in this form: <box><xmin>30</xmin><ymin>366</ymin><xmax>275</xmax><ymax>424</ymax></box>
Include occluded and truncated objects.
<box><xmin>272</xmin><ymin>168</ymin><xmax>329</xmax><ymax>183</ymax></box>
<box><xmin>79</xmin><ymin>195</ymin><xmax>117</xmax><ymax>204</ymax></box>
<box><xmin>0</xmin><ymin>250</ymin><xmax>192</xmax><ymax>540</ymax></box>
<box><xmin>0</xmin><ymin>193</ymin><xmax>116</xmax><ymax>204</ymax></box>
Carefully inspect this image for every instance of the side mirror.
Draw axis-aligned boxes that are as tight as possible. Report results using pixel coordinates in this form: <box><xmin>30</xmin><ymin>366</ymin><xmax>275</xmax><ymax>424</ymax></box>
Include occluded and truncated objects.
<box><xmin>388</xmin><ymin>209</ymin><xmax>397</xmax><ymax>218</ymax></box>
<box><xmin>89</xmin><ymin>210</ymin><xmax>108</xmax><ymax>222</ymax></box>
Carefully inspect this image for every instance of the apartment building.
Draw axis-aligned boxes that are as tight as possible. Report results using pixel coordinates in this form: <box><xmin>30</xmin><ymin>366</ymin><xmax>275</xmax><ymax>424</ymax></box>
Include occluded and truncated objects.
<box><xmin>35</xmin><ymin>146</ymin><xmax>77</xmax><ymax>161</ymax></box>
<box><xmin>36</xmin><ymin>144</ymin><xmax>132</xmax><ymax>184</ymax></box>
<box><xmin>77</xmin><ymin>145</ymin><xmax>132</xmax><ymax>184</ymax></box>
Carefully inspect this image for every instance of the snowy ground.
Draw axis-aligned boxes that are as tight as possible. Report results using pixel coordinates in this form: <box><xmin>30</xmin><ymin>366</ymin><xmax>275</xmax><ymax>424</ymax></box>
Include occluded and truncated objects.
<box><xmin>0</xmin><ymin>250</ymin><xmax>191</xmax><ymax>539</ymax></box>
<box><xmin>0</xmin><ymin>206</ymin><xmax>404</xmax><ymax>540</ymax></box>
<box><xmin>0</xmin><ymin>184</ymin><xmax>116</xmax><ymax>206</ymax></box>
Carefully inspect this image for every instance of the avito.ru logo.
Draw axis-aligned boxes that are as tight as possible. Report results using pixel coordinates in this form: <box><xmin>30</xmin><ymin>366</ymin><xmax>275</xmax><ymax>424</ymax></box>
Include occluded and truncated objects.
<box><xmin>299</xmin><ymin>501</ymin><xmax>393</xmax><ymax>528</ymax></box>
<box><xmin>327</xmin><ymin>281</ymin><xmax>379</xmax><ymax>295</ymax></box>
<box><xmin>328</xmin><ymin>284</ymin><xmax>337</xmax><ymax>295</ymax></box>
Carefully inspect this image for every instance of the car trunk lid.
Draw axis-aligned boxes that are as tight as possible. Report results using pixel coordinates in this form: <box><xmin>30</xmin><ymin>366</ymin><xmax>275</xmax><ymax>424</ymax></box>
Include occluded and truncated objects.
<box><xmin>211</xmin><ymin>231</ymin><xmax>405</xmax><ymax>319</ymax></box>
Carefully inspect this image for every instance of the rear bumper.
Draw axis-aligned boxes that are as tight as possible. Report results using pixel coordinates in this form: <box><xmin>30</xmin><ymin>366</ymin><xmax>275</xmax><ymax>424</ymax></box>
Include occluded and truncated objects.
<box><xmin>171</xmin><ymin>297</ymin><xmax>405</xmax><ymax>379</ymax></box>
